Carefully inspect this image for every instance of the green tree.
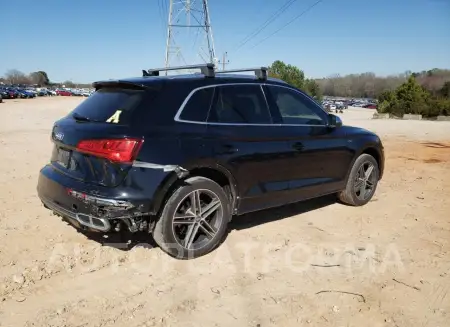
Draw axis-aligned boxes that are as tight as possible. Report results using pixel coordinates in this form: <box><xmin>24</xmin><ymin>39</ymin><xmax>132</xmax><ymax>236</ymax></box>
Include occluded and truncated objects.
<box><xmin>63</xmin><ymin>80</ymin><xmax>76</xmax><ymax>88</ymax></box>
<box><xmin>268</xmin><ymin>60</ymin><xmax>305</xmax><ymax>90</ymax></box>
<box><xmin>304</xmin><ymin>79</ymin><xmax>323</xmax><ymax>101</ymax></box>
<box><xmin>395</xmin><ymin>76</ymin><xmax>430</xmax><ymax>115</ymax></box>
<box><xmin>268</xmin><ymin>60</ymin><xmax>322</xmax><ymax>101</ymax></box>
<box><xmin>29</xmin><ymin>71</ymin><xmax>50</xmax><ymax>86</ymax></box>
<box><xmin>376</xmin><ymin>75</ymin><xmax>450</xmax><ymax>117</ymax></box>
<box><xmin>439</xmin><ymin>81</ymin><xmax>450</xmax><ymax>98</ymax></box>
<box><xmin>377</xmin><ymin>90</ymin><xmax>398</xmax><ymax>114</ymax></box>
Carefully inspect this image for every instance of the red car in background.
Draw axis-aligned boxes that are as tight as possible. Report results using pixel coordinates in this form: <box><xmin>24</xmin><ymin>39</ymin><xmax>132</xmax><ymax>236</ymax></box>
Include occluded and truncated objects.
<box><xmin>363</xmin><ymin>103</ymin><xmax>377</xmax><ymax>109</ymax></box>
<box><xmin>56</xmin><ymin>89</ymin><xmax>72</xmax><ymax>96</ymax></box>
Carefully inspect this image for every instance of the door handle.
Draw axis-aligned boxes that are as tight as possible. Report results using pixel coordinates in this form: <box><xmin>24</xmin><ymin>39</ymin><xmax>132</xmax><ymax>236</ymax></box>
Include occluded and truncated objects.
<box><xmin>292</xmin><ymin>142</ymin><xmax>304</xmax><ymax>151</ymax></box>
<box><xmin>216</xmin><ymin>144</ymin><xmax>238</xmax><ymax>154</ymax></box>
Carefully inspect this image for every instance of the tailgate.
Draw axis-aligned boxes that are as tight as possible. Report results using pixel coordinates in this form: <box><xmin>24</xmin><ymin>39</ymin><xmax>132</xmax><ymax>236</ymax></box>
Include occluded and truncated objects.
<box><xmin>49</xmin><ymin>86</ymin><xmax>151</xmax><ymax>187</ymax></box>
<box><xmin>50</xmin><ymin>122</ymin><xmax>138</xmax><ymax>187</ymax></box>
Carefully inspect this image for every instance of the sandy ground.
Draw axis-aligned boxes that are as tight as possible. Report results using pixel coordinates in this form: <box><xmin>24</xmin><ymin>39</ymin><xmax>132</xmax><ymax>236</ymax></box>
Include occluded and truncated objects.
<box><xmin>0</xmin><ymin>98</ymin><xmax>449</xmax><ymax>327</ymax></box>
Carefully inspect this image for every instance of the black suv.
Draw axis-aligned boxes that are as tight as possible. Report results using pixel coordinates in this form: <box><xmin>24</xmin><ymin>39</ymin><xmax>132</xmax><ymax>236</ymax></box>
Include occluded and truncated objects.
<box><xmin>37</xmin><ymin>64</ymin><xmax>384</xmax><ymax>259</ymax></box>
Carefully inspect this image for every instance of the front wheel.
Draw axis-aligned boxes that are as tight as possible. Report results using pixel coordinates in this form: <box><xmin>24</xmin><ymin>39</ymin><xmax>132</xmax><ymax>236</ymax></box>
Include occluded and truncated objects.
<box><xmin>338</xmin><ymin>154</ymin><xmax>379</xmax><ymax>206</ymax></box>
<box><xmin>152</xmin><ymin>176</ymin><xmax>231</xmax><ymax>259</ymax></box>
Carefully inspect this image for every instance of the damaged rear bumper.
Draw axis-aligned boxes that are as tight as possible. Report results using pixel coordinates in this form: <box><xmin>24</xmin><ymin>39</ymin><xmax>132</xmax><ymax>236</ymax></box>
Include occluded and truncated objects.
<box><xmin>37</xmin><ymin>163</ymin><xmax>180</xmax><ymax>232</ymax></box>
<box><xmin>40</xmin><ymin>194</ymin><xmax>113</xmax><ymax>232</ymax></box>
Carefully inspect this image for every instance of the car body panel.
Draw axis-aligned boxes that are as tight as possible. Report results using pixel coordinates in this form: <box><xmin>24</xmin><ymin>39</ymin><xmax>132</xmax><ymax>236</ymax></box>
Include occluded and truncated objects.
<box><xmin>36</xmin><ymin>74</ymin><xmax>385</xmax><ymax>234</ymax></box>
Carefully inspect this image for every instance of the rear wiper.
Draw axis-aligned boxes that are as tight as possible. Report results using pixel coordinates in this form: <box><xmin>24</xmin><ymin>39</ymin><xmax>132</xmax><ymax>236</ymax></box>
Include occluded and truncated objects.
<box><xmin>72</xmin><ymin>113</ymin><xmax>103</xmax><ymax>123</ymax></box>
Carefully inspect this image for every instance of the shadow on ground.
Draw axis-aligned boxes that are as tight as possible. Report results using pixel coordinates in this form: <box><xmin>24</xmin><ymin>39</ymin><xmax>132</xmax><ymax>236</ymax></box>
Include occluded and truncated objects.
<box><xmin>63</xmin><ymin>194</ymin><xmax>337</xmax><ymax>251</ymax></box>
<box><xmin>230</xmin><ymin>194</ymin><xmax>336</xmax><ymax>230</ymax></box>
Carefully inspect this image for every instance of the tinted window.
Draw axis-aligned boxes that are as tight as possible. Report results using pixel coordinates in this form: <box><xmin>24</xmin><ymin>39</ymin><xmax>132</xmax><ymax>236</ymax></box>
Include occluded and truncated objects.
<box><xmin>267</xmin><ymin>86</ymin><xmax>326</xmax><ymax>125</ymax></box>
<box><xmin>208</xmin><ymin>85</ymin><xmax>271</xmax><ymax>124</ymax></box>
<box><xmin>70</xmin><ymin>88</ymin><xmax>147</xmax><ymax>125</ymax></box>
<box><xmin>179</xmin><ymin>87</ymin><xmax>214</xmax><ymax>122</ymax></box>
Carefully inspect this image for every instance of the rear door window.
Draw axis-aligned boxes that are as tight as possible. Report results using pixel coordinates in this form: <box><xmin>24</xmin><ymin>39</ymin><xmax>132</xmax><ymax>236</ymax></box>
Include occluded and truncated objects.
<box><xmin>178</xmin><ymin>87</ymin><xmax>215</xmax><ymax>122</ymax></box>
<box><xmin>70</xmin><ymin>88</ymin><xmax>146</xmax><ymax>125</ymax></box>
<box><xmin>208</xmin><ymin>85</ymin><xmax>272</xmax><ymax>124</ymax></box>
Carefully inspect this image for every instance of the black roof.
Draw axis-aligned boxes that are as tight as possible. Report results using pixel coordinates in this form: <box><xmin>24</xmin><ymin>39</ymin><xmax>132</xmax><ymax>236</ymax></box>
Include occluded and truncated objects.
<box><xmin>93</xmin><ymin>73</ymin><xmax>288</xmax><ymax>89</ymax></box>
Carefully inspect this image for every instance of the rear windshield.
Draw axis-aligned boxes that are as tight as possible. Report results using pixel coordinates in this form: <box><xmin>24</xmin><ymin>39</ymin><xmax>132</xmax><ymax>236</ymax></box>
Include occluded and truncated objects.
<box><xmin>70</xmin><ymin>88</ymin><xmax>145</xmax><ymax>125</ymax></box>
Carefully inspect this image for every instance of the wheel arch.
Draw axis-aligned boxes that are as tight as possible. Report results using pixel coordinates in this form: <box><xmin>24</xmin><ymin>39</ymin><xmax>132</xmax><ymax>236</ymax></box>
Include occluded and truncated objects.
<box><xmin>362</xmin><ymin>145</ymin><xmax>384</xmax><ymax>180</ymax></box>
<box><xmin>150</xmin><ymin>164</ymin><xmax>239</xmax><ymax>218</ymax></box>
<box><xmin>345</xmin><ymin>144</ymin><xmax>384</xmax><ymax>182</ymax></box>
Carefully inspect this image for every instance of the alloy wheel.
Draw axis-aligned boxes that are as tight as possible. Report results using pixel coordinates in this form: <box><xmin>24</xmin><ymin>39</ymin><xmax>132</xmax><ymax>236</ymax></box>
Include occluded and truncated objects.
<box><xmin>171</xmin><ymin>189</ymin><xmax>223</xmax><ymax>250</ymax></box>
<box><xmin>354</xmin><ymin>162</ymin><xmax>377</xmax><ymax>200</ymax></box>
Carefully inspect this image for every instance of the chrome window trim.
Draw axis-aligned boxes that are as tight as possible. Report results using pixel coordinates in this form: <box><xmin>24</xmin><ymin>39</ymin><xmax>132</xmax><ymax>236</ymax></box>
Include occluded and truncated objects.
<box><xmin>265</xmin><ymin>83</ymin><xmax>329</xmax><ymax>124</ymax></box>
<box><xmin>173</xmin><ymin>82</ymin><xmax>328</xmax><ymax>127</ymax></box>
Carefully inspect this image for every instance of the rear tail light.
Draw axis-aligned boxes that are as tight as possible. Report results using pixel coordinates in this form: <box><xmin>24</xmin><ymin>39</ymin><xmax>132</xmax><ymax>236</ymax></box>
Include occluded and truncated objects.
<box><xmin>76</xmin><ymin>138</ymin><xmax>143</xmax><ymax>163</ymax></box>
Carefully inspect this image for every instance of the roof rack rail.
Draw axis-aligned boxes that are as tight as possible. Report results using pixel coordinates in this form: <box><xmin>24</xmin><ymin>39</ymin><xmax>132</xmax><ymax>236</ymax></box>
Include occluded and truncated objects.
<box><xmin>216</xmin><ymin>67</ymin><xmax>268</xmax><ymax>81</ymax></box>
<box><xmin>142</xmin><ymin>63</ymin><xmax>215</xmax><ymax>78</ymax></box>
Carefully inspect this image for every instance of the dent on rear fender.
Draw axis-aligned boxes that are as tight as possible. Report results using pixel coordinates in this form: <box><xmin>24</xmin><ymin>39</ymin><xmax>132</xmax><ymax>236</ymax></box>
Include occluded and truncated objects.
<box><xmin>132</xmin><ymin>160</ymin><xmax>189</xmax><ymax>179</ymax></box>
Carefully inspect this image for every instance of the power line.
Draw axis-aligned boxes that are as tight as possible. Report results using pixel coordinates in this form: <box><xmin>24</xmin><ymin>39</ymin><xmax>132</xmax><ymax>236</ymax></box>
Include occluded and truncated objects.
<box><xmin>160</xmin><ymin>0</ymin><xmax>168</xmax><ymax>26</ymax></box>
<box><xmin>251</xmin><ymin>0</ymin><xmax>324</xmax><ymax>49</ymax></box>
<box><xmin>234</xmin><ymin>0</ymin><xmax>300</xmax><ymax>52</ymax></box>
<box><xmin>158</xmin><ymin>0</ymin><xmax>165</xmax><ymax>29</ymax></box>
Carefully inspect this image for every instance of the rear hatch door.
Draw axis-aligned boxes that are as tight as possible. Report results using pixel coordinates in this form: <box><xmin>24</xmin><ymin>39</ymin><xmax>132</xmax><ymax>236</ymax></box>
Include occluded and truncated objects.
<box><xmin>50</xmin><ymin>84</ymin><xmax>157</xmax><ymax>187</ymax></box>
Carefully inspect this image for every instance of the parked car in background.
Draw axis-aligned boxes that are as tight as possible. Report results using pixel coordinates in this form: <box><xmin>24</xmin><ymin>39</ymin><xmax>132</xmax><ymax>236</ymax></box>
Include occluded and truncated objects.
<box><xmin>0</xmin><ymin>88</ymin><xmax>12</xmax><ymax>99</ymax></box>
<box><xmin>363</xmin><ymin>103</ymin><xmax>377</xmax><ymax>109</ymax></box>
<box><xmin>25</xmin><ymin>88</ymin><xmax>38</xmax><ymax>96</ymax></box>
<box><xmin>3</xmin><ymin>88</ymin><xmax>19</xmax><ymax>99</ymax></box>
<box><xmin>13</xmin><ymin>88</ymin><xmax>34</xmax><ymax>98</ymax></box>
<box><xmin>56</xmin><ymin>89</ymin><xmax>72</xmax><ymax>96</ymax></box>
<box><xmin>37</xmin><ymin>89</ymin><xmax>49</xmax><ymax>96</ymax></box>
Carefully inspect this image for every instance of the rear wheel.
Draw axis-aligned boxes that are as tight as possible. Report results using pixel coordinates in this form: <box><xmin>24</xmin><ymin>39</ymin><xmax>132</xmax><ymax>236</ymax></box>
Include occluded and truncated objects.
<box><xmin>338</xmin><ymin>154</ymin><xmax>379</xmax><ymax>206</ymax></box>
<box><xmin>152</xmin><ymin>176</ymin><xmax>231</xmax><ymax>259</ymax></box>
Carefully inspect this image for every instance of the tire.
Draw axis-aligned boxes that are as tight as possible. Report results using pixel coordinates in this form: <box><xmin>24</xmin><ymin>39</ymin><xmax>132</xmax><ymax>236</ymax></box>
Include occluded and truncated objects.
<box><xmin>152</xmin><ymin>176</ymin><xmax>231</xmax><ymax>259</ymax></box>
<box><xmin>338</xmin><ymin>153</ymin><xmax>379</xmax><ymax>206</ymax></box>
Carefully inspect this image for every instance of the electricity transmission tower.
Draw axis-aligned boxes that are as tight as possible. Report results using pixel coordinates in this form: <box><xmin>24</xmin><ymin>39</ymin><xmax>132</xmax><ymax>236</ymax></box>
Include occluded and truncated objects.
<box><xmin>218</xmin><ymin>51</ymin><xmax>230</xmax><ymax>71</ymax></box>
<box><xmin>164</xmin><ymin>0</ymin><xmax>217</xmax><ymax>74</ymax></box>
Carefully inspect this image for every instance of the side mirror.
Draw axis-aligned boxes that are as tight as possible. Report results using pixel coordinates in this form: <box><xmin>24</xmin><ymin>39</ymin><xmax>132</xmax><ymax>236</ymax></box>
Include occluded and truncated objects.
<box><xmin>328</xmin><ymin>114</ymin><xmax>342</xmax><ymax>128</ymax></box>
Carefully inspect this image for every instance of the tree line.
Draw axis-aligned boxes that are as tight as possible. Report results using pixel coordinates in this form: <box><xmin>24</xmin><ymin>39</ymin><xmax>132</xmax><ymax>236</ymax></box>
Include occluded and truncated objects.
<box><xmin>267</xmin><ymin>60</ymin><xmax>450</xmax><ymax>101</ymax></box>
<box><xmin>1</xmin><ymin>69</ymin><xmax>51</xmax><ymax>86</ymax></box>
<box><xmin>268</xmin><ymin>60</ymin><xmax>322</xmax><ymax>100</ymax></box>
<box><xmin>0</xmin><ymin>69</ymin><xmax>91</xmax><ymax>88</ymax></box>
<box><xmin>377</xmin><ymin>77</ymin><xmax>450</xmax><ymax>117</ymax></box>
<box><xmin>316</xmin><ymin>68</ymin><xmax>450</xmax><ymax>100</ymax></box>
<box><xmin>2</xmin><ymin>64</ymin><xmax>449</xmax><ymax>117</ymax></box>
<box><xmin>267</xmin><ymin>61</ymin><xmax>450</xmax><ymax>117</ymax></box>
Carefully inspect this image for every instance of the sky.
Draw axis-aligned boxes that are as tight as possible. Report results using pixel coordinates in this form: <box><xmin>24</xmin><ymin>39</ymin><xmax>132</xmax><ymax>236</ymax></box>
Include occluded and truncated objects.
<box><xmin>1</xmin><ymin>0</ymin><xmax>449</xmax><ymax>83</ymax></box>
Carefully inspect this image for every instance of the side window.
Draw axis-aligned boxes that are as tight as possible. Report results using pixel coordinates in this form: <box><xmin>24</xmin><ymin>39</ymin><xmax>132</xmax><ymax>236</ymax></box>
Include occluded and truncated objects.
<box><xmin>267</xmin><ymin>86</ymin><xmax>326</xmax><ymax>125</ymax></box>
<box><xmin>208</xmin><ymin>85</ymin><xmax>272</xmax><ymax>124</ymax></box>
<box><xmin>179</xmin><ymin>87</ymin><xmax>214</xmax><ymax>122</ymax></box>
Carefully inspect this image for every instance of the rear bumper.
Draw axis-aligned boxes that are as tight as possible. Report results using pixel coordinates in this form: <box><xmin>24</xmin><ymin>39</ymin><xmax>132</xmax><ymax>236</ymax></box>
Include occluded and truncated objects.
<box><xmin>37</xmin><ymin>164</ymin><xmax>175</xmax><ymax>232</ymax></box>
<box><xmin>40</xmin><ymin>193</ymin><xmax>112</xmax><ymax>232</ymax></box>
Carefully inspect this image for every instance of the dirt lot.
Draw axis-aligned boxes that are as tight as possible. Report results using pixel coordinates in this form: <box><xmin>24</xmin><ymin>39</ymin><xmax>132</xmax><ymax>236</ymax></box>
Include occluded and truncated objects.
<box><xmin>0</xmin><ymin>98</ymin><xmax>449</xmax><ymax>327</ymax></box>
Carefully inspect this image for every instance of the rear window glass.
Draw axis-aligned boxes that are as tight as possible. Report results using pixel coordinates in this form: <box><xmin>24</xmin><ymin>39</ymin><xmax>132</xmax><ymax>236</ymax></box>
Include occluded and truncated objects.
<box><xmin>179</xmin><ymin>87</ymin><xmax>214</xmax><ymax>122</ymax></box>
<box><xmin>70</xmin><ymin>88</ymin><xmax>145</xmax><ymax>125</ymax></box>
<box><xmin>208</xmin><ymin>85</ymin><xmax>272</xmax><ymax>124</ymax></box>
